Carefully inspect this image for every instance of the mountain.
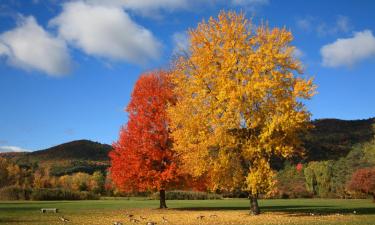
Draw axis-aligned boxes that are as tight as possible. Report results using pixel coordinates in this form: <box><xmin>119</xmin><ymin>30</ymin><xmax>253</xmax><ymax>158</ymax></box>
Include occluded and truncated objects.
<box><xmin>29</xmin><ymin>140</ymin><xmax>111</xmax><ymax>161</ymax></box>
<box><xmin>0</xmin><ymin>140</ymin><xmax>112</xmax><ymax>176</ymax></box>
<box><xmin>303</xmin><ymin>117</ymin><xmax>374</xmax><ymax>161</ymax></box>
<box><xmin>1</xmin><ymin>118</ymin><xmax>374</xmax><ymax>175</ymax></box>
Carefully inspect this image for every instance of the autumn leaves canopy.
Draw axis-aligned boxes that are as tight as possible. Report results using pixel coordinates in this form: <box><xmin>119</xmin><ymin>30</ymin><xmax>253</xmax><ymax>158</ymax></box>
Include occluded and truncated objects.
<box><xmin>109</xmin><ymin>11</ymin><xmax>316</xmax><ymax>213</ymax></box>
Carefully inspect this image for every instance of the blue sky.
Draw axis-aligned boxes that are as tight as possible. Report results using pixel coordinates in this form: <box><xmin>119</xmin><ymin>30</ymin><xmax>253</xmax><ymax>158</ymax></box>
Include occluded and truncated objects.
<box><xmin>0</xmin><ymin>0</ymin><xmax>374</xmax><ymax>151</ymax></box>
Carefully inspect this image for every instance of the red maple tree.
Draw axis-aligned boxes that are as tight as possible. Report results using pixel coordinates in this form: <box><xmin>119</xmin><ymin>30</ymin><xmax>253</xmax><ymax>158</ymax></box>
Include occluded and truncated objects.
<box><xmin>348</xmin><ymin>167</ymin><xmax>375</xmax><ymax>202</ymax></box>
<box><xmin>109</xmin><ymin>71</ymin><xmax>183</xmax><ymax>208</ymax></box>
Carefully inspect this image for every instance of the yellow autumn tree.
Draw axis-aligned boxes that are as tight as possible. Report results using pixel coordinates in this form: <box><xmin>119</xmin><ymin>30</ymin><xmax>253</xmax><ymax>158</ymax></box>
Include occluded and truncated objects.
<box><xmin>168</xmin><ymin>11</ymin><xmax>316</xmax><ymax>215</ymax></box>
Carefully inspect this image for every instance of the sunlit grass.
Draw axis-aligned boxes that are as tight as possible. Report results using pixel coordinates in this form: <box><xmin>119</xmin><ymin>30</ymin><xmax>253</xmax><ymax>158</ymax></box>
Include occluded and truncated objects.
<box><xmin>0</xmin><ymin>198</ymin><xmax>374</xmax><ymax>225</ymax></box>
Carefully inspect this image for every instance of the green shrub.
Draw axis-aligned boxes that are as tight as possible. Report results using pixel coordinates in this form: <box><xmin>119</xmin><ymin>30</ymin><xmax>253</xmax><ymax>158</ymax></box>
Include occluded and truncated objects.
<box><xmin>150</xmin><ymin>191</ymin><xmax>222</xmax><ymax>200</ymax></box>
<box><xmin>221</xmin><ymin>189</ymin><xmax>248</xmax><ymax>198</ymax></box>
<box><xmin>78</xmin><ymin>191</ymin><xmax>99</xmax><ymax>200</ymax></box>
<box><xmin>0</xmin><ymin>186</ymin><xmax>31</xmax><ymax>200</ymax></box>
<box><xmin>275</xmin><ymin>162</ymin><xmax>313</xmax><ymax>199</ymax></box>
<box><xmin>31</xmin><ymin>188</ymin><xmax>99</xmax><ymax>200</ymax></box>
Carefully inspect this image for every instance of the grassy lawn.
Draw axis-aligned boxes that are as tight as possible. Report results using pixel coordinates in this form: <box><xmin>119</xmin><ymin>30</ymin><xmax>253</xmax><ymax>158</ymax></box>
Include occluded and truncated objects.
<box><xmin>0</xmin><ymin>198</ymin><xmax>374</xmax><ymax>225</ymax></box>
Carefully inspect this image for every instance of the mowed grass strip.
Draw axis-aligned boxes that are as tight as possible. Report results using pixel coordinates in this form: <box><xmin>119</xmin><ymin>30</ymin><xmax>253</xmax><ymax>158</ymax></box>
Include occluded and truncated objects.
<box><xmin>0</xmin><ymin>198</ymin><xmax>374</xmax><ymax>225</ymax></box>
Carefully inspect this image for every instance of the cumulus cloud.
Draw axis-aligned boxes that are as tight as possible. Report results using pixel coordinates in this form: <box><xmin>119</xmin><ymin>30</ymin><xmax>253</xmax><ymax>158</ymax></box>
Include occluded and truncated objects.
<box><xmin>0</xmin><ymin>42</ymin><xmax>9</xmax><ymax>55</ymax></box>
<box><xmin>172</xmin><ymin>31</ymin><xmax>190</xmax><ymax>54</ymax></box>
<box><xmin>0</xmin><ymin>16</ymin><xmax>71</xmax><ymax>76</ymax></box>
<box><xmin>1</xmin><ymin>0</ymin><xmax>271</xmax><ymax>74</ymax></box>
<box><xmin>320</xmin><ymin>30</ymin><xmax>375</xmax><ymax>68</ymax></box>
<box><xmin>0</xmin><ymin>145</ymin><xmax>30</xmax><ymax>152</ymax></box>
<box><xmin>50</xmin><ymin>1</ymin><xmax>161</xmax><ymax>64</ymax></box>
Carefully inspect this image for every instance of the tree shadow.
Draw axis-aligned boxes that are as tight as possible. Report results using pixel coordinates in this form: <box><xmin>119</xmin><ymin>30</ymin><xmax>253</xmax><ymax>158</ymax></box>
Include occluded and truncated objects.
<box><xmin>175</xmin><ymin>205</ymin><xmax>327</xmax><ymax>211</ymax></box>
<box><xmin>0</xmin><ymin>218</ymin><xmax>50</xmax><ymax>223</ymax></box>
<box><xmin>261</xmin><ymin>205</ymin><xmax>375</xmax><ymax>215</ymax></box>
<box><xmin>175</xmin><ymin>204</ymin><xmax>375</xmax><ymax>215</ymax></box>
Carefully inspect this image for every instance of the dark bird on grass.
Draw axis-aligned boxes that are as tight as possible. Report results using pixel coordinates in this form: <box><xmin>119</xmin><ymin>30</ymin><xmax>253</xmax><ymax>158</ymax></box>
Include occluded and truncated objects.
<box><xmin>146</xmin><ymin>222</ymin><xmax>157</xmax><ymax>225</ymax></box>
<box><xmin>59</xmin><ymin>216</ymin><xmax>70</xmax><ymax>222</ymax></box>
<box><xmin>162</xmin><ymin>216</ymin><xmax>168</xmax><ymax>223</ymax></box>
<box><xmin>210</xmin><ymin>214</ymin><xmax>218</xmax><ymax>218</ymax></box>
<box><xmin>196</xmin><ymin>215</ymin><xmax>205</xmax><ymax>220</ymax></box>
<box><xmin>113</xmin><ymin>222</ymin><xmax>123</xmax><ymax>225</ymax></box>
<box><xmin>126</xmin><ymin>214</ymin><xmax>135</xmax><ymax>218</ymax></box>
<box><xmin>140</xmin><ymin>216</ymin><xmax>147</xmax><ymax>220</ymax></box>
<box><xmin>130</xmin><ymin>218</ymin><xmax>140</xmax><ymax>223</ymax></box>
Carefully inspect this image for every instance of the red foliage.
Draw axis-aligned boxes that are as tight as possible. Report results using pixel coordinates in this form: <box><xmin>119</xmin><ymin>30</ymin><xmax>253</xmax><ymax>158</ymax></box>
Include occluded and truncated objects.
<box><xmin>348</xmin><ymin>167</ymin><xmax>375</xmax><ymax>201</ymax></box>
<box><xmin>109</xmin><ymin>71</ymin><xmax>184</xmax><ymax>193</ymax></box>
<box><xmin>296</xmin><ymin>163</ymin><xmax>303</xmax><ymax>172</ymax></box>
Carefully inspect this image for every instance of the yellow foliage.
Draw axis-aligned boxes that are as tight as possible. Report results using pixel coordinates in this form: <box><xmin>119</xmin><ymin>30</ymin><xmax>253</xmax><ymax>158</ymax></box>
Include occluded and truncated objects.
<box><xmin>168</xmin><ymin>11</ymin><xmax>316</xmax><ymax>195</ymax></box>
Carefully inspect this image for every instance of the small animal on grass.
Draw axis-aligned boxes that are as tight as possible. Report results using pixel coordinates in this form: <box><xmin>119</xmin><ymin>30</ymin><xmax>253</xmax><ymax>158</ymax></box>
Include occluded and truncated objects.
<box><xmin>140</xmin><ymin>216</ymin><xmax>147</xmax><ymax>220</ymax></box>
<box><xmin>196</xmin><ymin>215</ymin><xmax>205</xmax><ymax>220</ymax></box>
<box><xmin>146</xmin><ymin>222</ymin><xmax>157</xmax><ymax>225</ymax></box>
<box><xmin>353</xmin><ymin>211</ymin><xmax>357</xmax><ymax>214</ymax></box>
<box><xmin>209</xmin><ymin>214</ymin><xmax>218</xmax><ymax>218</ymax></box>
<box><xmin>126</xmin><ymin>214</ymin><xmax>134</xmax><ymax>218</ymax></box>
<box><xmin>162</xmin><ymin>216</ymin><xmax>168</xmax><ymax>223</ymax></box>
<box><xmin>113</xmin><ymin>222</ymin><xmax>123</xmax><ymax>225</ymax></box>
<box><xmin>130</xmin><ymin>218</ymin><xmax>140</xmax><ymax>223</ymax></box>
<box><xmin>59</xmin><ymin>216</ymin><xmax>70</xmax><ymax>222</ymax></box>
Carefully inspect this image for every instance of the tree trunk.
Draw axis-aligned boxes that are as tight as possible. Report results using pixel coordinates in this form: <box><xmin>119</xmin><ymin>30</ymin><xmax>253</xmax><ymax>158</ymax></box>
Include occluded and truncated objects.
<box><xmin>249</xmin><ymin>195</ymin><xmax>260</xmax><ymax>215</ymax></box>
<box><xmin>159</xmin><ymin>189</ymin><xmax>167</xmax><ymax>209</ymax></box>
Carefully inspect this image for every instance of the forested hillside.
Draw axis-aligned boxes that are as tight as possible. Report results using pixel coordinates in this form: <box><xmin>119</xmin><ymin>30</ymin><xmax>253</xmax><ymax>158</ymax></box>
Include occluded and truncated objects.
<box><xmin>2</xmin><ymin>118</ymin><xmax>373</xmax><ymax>167</ymax></box>
<box><xmin>0</xmin><ymin>118</ymin><xmax>373</xmax><ymax>199</ymax></box>
<box><xmin>304</xmin><ymin>118</ymin><xmax>374</xmax><ymax>161</ymax></box>
<box><xmin>1</xmin><ymin>140</ymin><xmax>111</xmax><ymax>176</ymax></box>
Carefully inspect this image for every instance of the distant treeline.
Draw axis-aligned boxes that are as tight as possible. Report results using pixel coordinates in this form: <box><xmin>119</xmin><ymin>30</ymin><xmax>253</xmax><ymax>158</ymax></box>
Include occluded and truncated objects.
<box><xmin>275</xmin><ymin>139</ymin><xmax>375</xmax><ymax>199</ymax></box>
<box><xmin>0</xmin><ymin>138</ymin><xmax>374</xmax><ymax>200</ymax></box>
<box><xmin>0</xmin><ymin>118</ymin><xmax>374</xmax><ymax>200</ymax></box>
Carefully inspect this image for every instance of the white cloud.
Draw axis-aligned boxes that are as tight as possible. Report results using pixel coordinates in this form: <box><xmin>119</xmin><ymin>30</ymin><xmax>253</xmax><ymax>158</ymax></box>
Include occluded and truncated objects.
<box><xmin>293</xmin><ymin>47</ymin><xmax>304</xmax><ymax>59</ymax></box>
<box><xmin>172</xmin><ymin>31</ymin><xmax>190</xmax><ymax>54</ymax></box>
<box><xmin>335</xmin><ymin>15</ymin><xmax>350</xmax><ymax>33</ymax></box>
<box><xmin>296</xmin><ymin>16</ymin><xmax>313</xmax><ymax>31</ymax></box>
<box><xmin>0</xmin><ymin>42</ymin><xmax>9</xmax><ymax>55</ymax></box>
<box><xmin>87</xmin><ymin>0</ymin><xmax>191</xmax><ymax>15</ymax></box>
<box><xmin>0</xmin><ymin>16</ymin><xmax>71</xmax><ymax>76</ymax></box>
<box><xmin>50</xmin><ymin>1</ymin><xmax>161</xmax><ymax>64</ymax></box>
<box><xmin>231</xmin><ymin>0</ymin><xmax>269</xmax><ymax>12</ymax></box>
<box><xmin>321</xmin><ymin>30</ymin><xmax>375</xmax><ymax>68</ymax></box>
<box><xmin>296</xmin><ymin>15</ymin><xmax>352</xmax><ymax>36</ymax></box>
<box><xmin>87</xmin><ymin>0</ymin><xmax>268</xmax><ymax>16</ymax></box>
<box><xmin>0</xmin><ymin>145</ymin><xmax>30</xmax><ymax>152</ymax></box>
<box><xmin>232</xmin><ymin>0</ymin><xmax>269</xmax><ymax>6</ymax></box>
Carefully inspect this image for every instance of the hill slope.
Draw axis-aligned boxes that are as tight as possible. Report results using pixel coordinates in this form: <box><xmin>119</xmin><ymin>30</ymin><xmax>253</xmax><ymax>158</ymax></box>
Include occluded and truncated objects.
<box><xmin>304</xmin><ymin>117</ymin><xmax>374</xmax><ymax>161</ymax></box>
<box><xmin>1</xmin><ymin>118</ymin><xmax>374</xmax><ymax>175</ymax></box>
<box><xmin>0</xmin><ymin>140</ymin><xmax>112</xmax><ymax>176</ymax></box>
<box><xmin>29</xmin><ymin>140</ymin><xmax>111</xmax><ymax>161</ymax></box>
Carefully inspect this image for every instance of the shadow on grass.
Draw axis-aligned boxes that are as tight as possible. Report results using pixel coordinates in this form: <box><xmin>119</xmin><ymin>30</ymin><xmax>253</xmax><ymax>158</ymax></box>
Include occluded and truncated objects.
<box><xmin>0</xmin><ymin>218</ymin><xmax>48</xmax><ymax>223</ymax></box>
<box><xmin>175</xmin><ymin>205</ymin><xmax>375</xmax><ymax>215</ymax></box>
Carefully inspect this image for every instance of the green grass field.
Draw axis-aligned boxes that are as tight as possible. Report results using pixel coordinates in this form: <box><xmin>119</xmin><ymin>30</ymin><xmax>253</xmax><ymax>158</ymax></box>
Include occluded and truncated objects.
<box><xmin>0</xmin><ymin>198</ymin><xmax>374</xmax><ymax>225</ymax></box>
